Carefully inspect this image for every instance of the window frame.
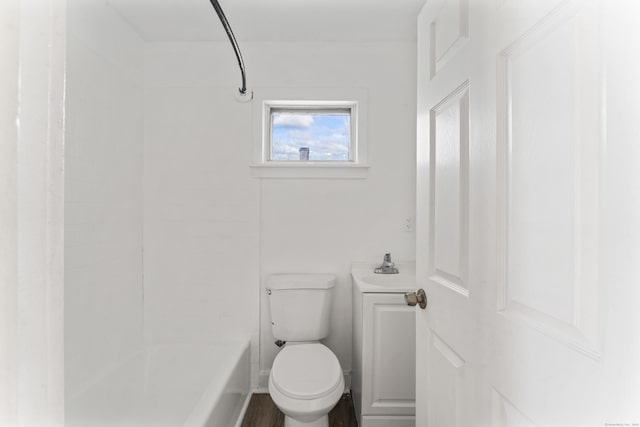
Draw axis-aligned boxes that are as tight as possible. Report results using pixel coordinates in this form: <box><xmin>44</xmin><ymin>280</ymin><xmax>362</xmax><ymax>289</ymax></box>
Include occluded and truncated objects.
<box><xmin>265</xmin><ymin>101</ymin><xmax>358</xmax><ymax>164</ymax></box>
<box><xmin>267</xmin><ymin>102</ymin><xmax>356</xmax><ymax>163</ymax></box>
<box><xmin>251</xmin><ymin>88</ymin><xmax>369</xmax><ymax>179</ymax></box>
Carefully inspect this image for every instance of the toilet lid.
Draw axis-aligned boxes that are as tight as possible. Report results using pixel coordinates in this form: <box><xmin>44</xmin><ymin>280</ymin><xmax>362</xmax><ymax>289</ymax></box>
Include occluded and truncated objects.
<box><xmin>271</xmin><ymin>343</ymin><xmax>342</xmax><ymax>400</ymax></box>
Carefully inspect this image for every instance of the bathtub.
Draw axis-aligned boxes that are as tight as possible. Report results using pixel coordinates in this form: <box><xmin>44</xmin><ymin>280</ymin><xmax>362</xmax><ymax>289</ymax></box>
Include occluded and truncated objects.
<box><xmin>66</xmin><ymin>340</ymin><xmax>250</xmax><ymax>427</ymax></box>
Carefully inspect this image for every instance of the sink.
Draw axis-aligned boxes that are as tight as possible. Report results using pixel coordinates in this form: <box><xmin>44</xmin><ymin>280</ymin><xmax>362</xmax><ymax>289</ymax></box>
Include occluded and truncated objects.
<box><xmin>351</xmin><ymin>262</ymin><xmax>416</xmax><ymax>292</ymax></box>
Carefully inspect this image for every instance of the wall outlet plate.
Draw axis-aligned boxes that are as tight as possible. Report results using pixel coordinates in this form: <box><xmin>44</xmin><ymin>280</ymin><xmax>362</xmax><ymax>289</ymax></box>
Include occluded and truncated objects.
<box><xmin>404</xmin><ymin>217</ymin><xmax>415</xmax><ymax>232</ymax></box>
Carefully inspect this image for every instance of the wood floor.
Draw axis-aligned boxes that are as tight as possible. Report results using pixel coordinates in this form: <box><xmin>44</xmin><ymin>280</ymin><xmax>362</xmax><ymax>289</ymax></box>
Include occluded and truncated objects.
<box><xmin>240</xmin><ymin>393</ymin><xmax>358</xmax><ymax>427</ymax></box>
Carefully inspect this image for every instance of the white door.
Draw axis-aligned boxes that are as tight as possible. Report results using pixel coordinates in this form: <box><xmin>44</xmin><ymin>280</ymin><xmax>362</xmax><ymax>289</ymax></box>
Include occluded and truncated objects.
<box><xmin>415</xmin><ymin>0</ymin><xmax>640</xmax><ymax>426</ymax></box>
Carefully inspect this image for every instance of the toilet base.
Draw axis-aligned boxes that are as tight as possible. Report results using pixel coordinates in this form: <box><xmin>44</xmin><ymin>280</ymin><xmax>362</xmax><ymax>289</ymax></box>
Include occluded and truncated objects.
<box><xmin>284</xmin><ymin>414</ymin><xmax>328</xmax><ymax>427</ymax></box>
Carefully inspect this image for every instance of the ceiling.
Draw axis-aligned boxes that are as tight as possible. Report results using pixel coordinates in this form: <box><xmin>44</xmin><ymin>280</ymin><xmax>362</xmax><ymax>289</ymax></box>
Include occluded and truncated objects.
<box><xmin>106</xmin><ymin>0</ymin><xmax>427</xmax><ymax>42</ymax></box>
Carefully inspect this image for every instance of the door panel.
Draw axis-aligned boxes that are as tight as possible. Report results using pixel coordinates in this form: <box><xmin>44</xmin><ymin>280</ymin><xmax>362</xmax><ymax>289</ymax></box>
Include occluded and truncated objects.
<box><xmin>429</xmin><ymin>0</ymin><xmax>469</xmax><ymax>79</ymax></box>
<box><xmin>430</xmin><ymin>81</ymin><xmax>470</xmax><ymax>296</ymax></box>
<box><xmin>427</xmin><ymin>333</ymin><xmax>466</xmax><ymax>427</ymax></box>
<box><xmin>491</xmin><ymin>389</ymin><xmax>537</xmax><ymax>427</ymax></box>
<box><xmin>492</xmin><ymin>1</ymin><xmax>605</xmax><ymax>424</ymax></box>
<box><xmin>496</xmin><ymin>0</ymin><xmax>602</xmax><ymax>358</ymax></box>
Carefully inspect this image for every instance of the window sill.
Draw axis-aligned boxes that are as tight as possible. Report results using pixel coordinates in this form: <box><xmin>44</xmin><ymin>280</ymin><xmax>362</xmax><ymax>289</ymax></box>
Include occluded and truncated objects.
<box><xmin>250</xmin><ymin>163</ymin><xmax>370</xmax><ymax>179</ymax></box>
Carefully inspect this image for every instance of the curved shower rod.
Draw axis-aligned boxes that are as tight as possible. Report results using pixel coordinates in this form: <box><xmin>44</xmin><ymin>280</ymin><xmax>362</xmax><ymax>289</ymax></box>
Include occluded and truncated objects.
<box><xmin>208</xmin><ymin>0</ymin><xmax>251</xmax><ymax>99</ymax></box>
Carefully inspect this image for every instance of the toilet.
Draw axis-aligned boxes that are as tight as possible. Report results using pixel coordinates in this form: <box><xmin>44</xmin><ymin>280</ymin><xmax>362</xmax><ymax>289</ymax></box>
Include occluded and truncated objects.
<box><xmin>267</xmin><ymin>274</ymin><xmax>344</xmax><ymax>427</ymax></box>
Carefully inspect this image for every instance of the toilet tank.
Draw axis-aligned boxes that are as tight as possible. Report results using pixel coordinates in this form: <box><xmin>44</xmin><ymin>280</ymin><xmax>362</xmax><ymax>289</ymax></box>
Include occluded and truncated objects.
<box><xmin>267</xmin><ymin>274</ymin><xmax>336</xmax><ymax>342</ymax></box>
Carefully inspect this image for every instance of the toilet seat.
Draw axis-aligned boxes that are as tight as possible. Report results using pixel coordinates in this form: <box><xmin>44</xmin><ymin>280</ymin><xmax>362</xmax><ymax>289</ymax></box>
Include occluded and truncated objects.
<box><xmin>271</xmin><ymin>343</ymin><xmax>342</xmax><ymax>400</ymax></box>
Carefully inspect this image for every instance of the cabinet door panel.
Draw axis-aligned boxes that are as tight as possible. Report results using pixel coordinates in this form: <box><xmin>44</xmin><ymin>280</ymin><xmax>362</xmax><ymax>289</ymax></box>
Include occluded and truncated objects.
<box><xmin>362</xmin><ymin>293</ymin><xmax>416</xmax><ymax>416</ymax></box>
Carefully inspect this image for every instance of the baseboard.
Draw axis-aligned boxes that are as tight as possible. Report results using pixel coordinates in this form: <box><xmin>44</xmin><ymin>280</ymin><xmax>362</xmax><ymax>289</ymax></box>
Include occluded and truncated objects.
<box><xmin>343</xmin><ymin>370</ymin><xmax>352</xmax><ymax>392</ymax></box>
<box><xmin>258</xmin><ymin>370</ymin><xmax>270</xmax><ymax>391</ymax></box>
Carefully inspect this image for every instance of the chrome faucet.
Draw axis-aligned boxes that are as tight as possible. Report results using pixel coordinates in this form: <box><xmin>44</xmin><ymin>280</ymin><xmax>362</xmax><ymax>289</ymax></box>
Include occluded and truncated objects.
<box><xmin>374</xmin><ymin>253</ymin><xmax>399</xmax><ymax>274</ymax></box>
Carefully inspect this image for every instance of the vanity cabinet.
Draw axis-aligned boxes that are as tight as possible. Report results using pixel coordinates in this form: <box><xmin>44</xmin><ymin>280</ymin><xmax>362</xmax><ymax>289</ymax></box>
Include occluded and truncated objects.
<box><xmin>352</xmin><ymin>290</ymin><xmax>416</xmax><ymax>427</ymax></box>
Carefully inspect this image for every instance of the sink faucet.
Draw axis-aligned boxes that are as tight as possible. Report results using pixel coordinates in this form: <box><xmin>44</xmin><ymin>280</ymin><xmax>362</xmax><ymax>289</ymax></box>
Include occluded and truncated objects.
<box><xmin>374</xmin><ymin>253</ymin><xmax>399</xmax><ymax>274</ymax></box>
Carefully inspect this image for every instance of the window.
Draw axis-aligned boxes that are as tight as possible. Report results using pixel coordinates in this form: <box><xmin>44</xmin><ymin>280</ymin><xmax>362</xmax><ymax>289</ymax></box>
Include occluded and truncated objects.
<box><xmin>252</xmin><ymin>88</ymin><xmax>369</xmax><ymax>178</ymax></box>
<box><xmin>270</xmin><ymin>107</ymin><xmax>353</xmax><ymax>162</ymax></box>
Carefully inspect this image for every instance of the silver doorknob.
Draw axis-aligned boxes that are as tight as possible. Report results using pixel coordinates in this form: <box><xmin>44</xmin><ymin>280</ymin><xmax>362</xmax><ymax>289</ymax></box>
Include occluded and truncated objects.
<box><xmin>405</xmin><ymin>289</ymin><xmax>427</xmax><ymax>309</ymax></box>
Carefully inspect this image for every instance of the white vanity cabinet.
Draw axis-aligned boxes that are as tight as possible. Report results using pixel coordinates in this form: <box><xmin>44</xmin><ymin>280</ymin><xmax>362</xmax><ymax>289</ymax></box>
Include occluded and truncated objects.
<box><xmin>351</xmin><ymin>265</ymin><xmax>416</xmax><ymax>427</ymax></box>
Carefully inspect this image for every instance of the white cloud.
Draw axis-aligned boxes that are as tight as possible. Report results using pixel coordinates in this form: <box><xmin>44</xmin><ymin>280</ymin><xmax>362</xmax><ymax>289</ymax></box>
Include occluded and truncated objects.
<box><xmin>273</xmin><ymin>113</ymin><xmax>314</xmax><ymax>128</ymax></box>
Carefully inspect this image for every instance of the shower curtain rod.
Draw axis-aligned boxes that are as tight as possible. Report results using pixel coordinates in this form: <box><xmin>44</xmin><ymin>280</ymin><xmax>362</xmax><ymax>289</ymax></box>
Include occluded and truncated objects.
<box><xmin>208</xmin><ymin>0</ymin><xmax>248</xmax><ymax>96</ymax></box>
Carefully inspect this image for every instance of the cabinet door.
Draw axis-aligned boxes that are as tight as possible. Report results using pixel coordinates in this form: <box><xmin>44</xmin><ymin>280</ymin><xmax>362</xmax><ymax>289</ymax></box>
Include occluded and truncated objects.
<box><xmin>362</xmin><ymin>293</ymin><xmax>416</xmax><ymax>416</ymax></box>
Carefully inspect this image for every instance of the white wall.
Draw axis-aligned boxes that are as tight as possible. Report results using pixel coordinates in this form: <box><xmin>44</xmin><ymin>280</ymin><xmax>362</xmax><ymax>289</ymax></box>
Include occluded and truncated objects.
<box><xmin>256</xmin><ymin>43</ymin><xmax>417</xmax><ymax>388</ymax></box>
<box><xmin>143</xmin><ymin>43</ymin><xmax>261</xmax><ymax>385</ymax></box>
<box><xmin>0</xmin><ymin>2</ymin><xmax>20</xmax><ymax>421</ymax></box>
<box><xmin>64</xmin><ymin>0</ymin><xmax>144</xmax><ymax>400</ymax></box>
<box><xmin>144</xmin><ymin>41</ymin><xmax>416</xmax><ymax>388</ymax></box>
<box><xmin>1</xmin><ymin>0</ymin><xmax>66</xmax><ymax>424</ymax></box>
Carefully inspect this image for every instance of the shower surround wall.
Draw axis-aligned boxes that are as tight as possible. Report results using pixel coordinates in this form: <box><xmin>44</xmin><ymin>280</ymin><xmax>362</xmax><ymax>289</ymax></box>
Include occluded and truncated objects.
<box><xmin>143</xmin><ymin>43</ymin><xmax>262</xmax><ymax>385</ymax></box>
<box><xmin>143</xmin><ymin>41</ymin><xmax>417</xmax><ymax>388</ymax></box>
<box><xmin>65</xmin><ymin>0</ymin><xmax>145</xmax><ymax>400</ymax></box>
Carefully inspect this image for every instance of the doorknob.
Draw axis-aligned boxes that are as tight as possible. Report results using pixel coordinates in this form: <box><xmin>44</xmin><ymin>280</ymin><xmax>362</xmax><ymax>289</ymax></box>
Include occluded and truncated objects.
<box><xmin>405</xmin><ymin>289</ymin><xmax>427</xmax><ymax>309</ymax></box>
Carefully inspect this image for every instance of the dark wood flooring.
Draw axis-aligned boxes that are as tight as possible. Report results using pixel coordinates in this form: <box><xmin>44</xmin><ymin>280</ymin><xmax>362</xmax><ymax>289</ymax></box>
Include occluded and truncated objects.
<box><xmin>240</xmin><ymin>393</ymin><xmax>358</xmax><ymax>427</ymax></box>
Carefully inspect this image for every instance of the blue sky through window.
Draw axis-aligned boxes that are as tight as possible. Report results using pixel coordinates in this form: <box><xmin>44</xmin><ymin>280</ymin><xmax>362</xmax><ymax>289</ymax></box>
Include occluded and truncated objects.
<box><xmin>271</xmin><ymin>111</ymin><xmax>351</xmax><ymax>161</ymax></box>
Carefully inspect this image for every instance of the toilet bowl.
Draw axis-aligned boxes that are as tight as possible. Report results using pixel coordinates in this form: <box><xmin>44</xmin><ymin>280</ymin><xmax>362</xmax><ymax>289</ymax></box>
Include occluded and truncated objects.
<box><xmin>268</xmin><ymin>343</ymin><xmax>344</xmax><ymax>427</ymax></box>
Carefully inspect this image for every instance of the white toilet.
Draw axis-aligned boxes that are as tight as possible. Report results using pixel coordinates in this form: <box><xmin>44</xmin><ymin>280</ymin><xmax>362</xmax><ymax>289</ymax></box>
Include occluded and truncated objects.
<box><xmin>267</xmin><ymin>274</ymin><xmax>344</xmax><ymax>427</ymax></box>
